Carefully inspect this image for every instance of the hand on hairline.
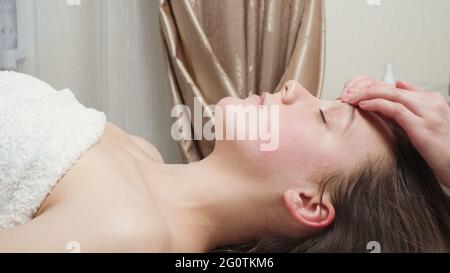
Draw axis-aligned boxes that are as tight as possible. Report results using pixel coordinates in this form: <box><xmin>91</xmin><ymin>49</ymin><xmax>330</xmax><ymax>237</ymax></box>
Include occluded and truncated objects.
<box><xmin>340</xmin><ymin>75</ymin><xmax>450</xmax><ymax>189</ymax></box>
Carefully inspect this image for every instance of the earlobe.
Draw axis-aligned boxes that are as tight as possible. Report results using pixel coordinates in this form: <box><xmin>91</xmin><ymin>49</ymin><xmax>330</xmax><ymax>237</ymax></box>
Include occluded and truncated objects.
<box><xmin>284</xmin><ymin>189</ymin><xmax>335</xmax><ymax>230</ymax></box>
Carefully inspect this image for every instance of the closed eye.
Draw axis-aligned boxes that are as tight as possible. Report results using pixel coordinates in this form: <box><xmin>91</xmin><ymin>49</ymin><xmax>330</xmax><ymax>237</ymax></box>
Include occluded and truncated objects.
<box><xmin>319</xmin><ymin>108</ymin><xmax>327</xmax><ymax>124</ymax></box>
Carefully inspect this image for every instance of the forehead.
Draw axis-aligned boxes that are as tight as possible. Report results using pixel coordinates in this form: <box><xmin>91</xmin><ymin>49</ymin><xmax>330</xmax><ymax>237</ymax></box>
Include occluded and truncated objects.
<box><xmin>346</xmin><ymin>109</ymin><xmax>396</xmax><ymax>159</ymax></box>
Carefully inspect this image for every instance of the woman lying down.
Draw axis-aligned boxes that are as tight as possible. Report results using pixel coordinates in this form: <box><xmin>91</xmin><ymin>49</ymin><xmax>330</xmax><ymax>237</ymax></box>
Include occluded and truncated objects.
<box><xmin>0</xmin><ymin>72</ymin><xmax>449</xmax><ymax>253</ymax></box>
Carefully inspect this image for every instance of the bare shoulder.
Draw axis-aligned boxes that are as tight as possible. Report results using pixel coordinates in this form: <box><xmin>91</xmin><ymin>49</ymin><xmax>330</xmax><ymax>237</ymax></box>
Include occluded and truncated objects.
<box><xmin>99</xmin><ymin>205</ymin><xmax>172</xmax><ymax>252</ymax></box>
<box><xmin>100</xmin><ymin>123</ymin><xmax>164</xmax><ymax>164</ymax></box>
<box><xmin>1</xmin><ymin>202</ymin><xmax>172</xmax><ymax>253</ymax></box>
<box><xmin>130</xmin><ymin>135</ymin><xmax>164</xmax><ymax>164</ymax></box>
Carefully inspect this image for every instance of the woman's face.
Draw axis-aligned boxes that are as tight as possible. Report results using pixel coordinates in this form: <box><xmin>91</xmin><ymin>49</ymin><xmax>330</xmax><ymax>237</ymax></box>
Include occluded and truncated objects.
<box><xmin>216</xmin><ymin>81</ymin><xmax>395</xmax><ymax>187</ymax></box>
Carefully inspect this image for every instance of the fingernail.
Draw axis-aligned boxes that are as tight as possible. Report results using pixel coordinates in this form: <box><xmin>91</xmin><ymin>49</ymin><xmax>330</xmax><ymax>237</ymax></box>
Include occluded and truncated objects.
<box><xmin>359</xmin><ymin>101</ymin><xmax>369</xmax><ymax>107</ymax></box>
<box><xmin>343</xmin><ymin>92</ymin><xmax>356</xmax><ymax>101</ymax></box>
<box><xmin>399</xmin><ymin>81</ymin><xmax>410</xmax><ymax>86</ymax></box>
<box><xmin>348</xmin><ymin>96</ymin><xmax>360</xmax><ymax>104</ymax></box>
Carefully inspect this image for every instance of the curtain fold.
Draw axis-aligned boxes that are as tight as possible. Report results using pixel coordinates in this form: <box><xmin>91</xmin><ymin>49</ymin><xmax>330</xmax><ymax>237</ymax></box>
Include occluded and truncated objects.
<box><xmin>160</xmin><ymin>0</ymin><xmax>325</xmax><ymax>162</ymax></box>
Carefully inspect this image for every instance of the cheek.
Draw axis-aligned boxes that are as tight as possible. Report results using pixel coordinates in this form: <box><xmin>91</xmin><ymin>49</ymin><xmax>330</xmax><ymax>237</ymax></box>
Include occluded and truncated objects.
<box><xmin>266</xmin><ymin>120</ymin><xmax>348</xmax><ymax>181</ymax></box>
<box><xmin>254</xmin><ymin>122</ymin><xmax>318</xmax><ymax>176</ymax></box>
<box><xmin>216</xmin><ymin>97</ymin><xmax>262</xmax><ymax>135</ymax></box>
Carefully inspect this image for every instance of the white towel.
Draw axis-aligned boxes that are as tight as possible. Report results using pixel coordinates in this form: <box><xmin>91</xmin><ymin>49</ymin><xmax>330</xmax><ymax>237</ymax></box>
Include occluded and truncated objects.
<box><xmin>0</xmin><ymin>72</ymin><xmax>107</xmax><ymax>231</ymax></box>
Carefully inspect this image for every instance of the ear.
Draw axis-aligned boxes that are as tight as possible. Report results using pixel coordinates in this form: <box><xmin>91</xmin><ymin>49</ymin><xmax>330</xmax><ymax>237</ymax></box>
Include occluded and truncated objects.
<box><xmin>283</xmin><ymin>188</ymin><xmax>335</xmax><ymax>229</ymax></box>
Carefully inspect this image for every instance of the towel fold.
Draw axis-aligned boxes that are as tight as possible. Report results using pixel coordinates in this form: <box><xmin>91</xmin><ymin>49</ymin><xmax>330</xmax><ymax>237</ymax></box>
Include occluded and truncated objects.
<box><xmin>0</xmin><ymin>72</ymin><xmax>107</xmax><ymax>231</ymax></box>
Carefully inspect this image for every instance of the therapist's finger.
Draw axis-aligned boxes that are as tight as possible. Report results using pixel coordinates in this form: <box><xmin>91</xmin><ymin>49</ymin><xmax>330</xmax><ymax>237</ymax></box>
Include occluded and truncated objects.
<box><xmin>344</xmin><ymin>75</ymin><xmax>369</xmax><ymax>89</ymax></box>
<box><xmin>343</xmin><ymin>76</ymin><xmax>388</xmax><ymax>96</ymax></box>
<box><xmin>396</xmin><ymin>81</ymin><xmax>421</xmax><ymax>92</ymax></box>
<box><xmin>343</xmin><ymin>85</ymin><xmax>425</xmax><ymax>116</ymax></box>
<box><xmin>358</xmin><ymin>99</ymin><xmax>422</xmax><ymax>133</ymax></box>
<box><xmin>343</xmin><ymin>83</ymin><xmax>373</xmax><ymax>97</ymax></box>
<box><xmin>353</xmin><ymin>79</ymin><xmax>378</xmax><ymax>89</ymax></box>
<box><xmin>343</xmin><ymin>76</ymin><xmax>373</xmax><ymax>97</ymax></box>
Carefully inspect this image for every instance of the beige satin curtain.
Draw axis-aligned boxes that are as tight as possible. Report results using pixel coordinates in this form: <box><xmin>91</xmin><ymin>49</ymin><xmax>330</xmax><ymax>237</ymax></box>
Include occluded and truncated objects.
<box><xmin>159</xmin><ymin>0</ymin><xmax>325</xmax><ymax>162</ymax></box>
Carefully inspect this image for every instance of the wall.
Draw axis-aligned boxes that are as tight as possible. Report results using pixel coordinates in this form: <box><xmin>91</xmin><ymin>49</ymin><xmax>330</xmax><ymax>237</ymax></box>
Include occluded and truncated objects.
<box><xmin>16</xmin><ymin>0</ymin><xmax>182</xmax><ymax>163</ymax></box>
<box><xmin>322</xmin><ymin>0</ymin><xmax>450</xmax><ymax>99</ymax></box>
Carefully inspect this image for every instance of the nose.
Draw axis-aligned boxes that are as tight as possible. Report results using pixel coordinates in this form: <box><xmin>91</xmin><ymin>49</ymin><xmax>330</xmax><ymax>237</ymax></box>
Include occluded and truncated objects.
<box><xmin>280</xmin><ymin>80</ymin><xmax>314</xmax><ymax>105</ymax></box>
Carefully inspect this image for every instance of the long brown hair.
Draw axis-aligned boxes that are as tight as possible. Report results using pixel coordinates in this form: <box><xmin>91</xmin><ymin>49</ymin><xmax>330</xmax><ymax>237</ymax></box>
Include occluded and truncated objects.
<box><xmin>217</xmin><ymin>127</ymin><xmax>450</xmax><ymax>253</ymax></box>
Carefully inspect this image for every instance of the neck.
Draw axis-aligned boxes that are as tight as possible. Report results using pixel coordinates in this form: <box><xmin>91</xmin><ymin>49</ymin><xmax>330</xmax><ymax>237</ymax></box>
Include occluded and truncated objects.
<box><xmin>145</xmin><ymin>150</ymin><xmax>287</xmax><ymax>252</ymax></box>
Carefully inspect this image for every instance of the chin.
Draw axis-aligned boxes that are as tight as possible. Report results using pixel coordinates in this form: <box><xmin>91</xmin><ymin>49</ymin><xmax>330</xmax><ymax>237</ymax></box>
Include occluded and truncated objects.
<box><xmin>217</xmin><ymin>95</ymin><xmax>262</xmax><ymax>109</ymax></box>
<box><xmin>217</xmin><ymin>96</ymin><xmax>242</xmax><ymax>109</ymax></box>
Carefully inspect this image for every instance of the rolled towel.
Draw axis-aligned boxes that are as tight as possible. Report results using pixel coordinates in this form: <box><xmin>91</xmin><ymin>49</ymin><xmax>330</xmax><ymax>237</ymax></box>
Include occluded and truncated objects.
<box><xmin>0</xmin><ymin>72</ymin><xmax>107</xmax><ymax>231</ymax></box>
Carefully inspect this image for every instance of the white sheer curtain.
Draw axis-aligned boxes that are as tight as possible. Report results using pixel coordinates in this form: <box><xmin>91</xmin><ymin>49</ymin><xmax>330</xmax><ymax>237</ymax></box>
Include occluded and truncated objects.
<box><xmin>16</xmin><ymin>0</ymin><xmax>181</xmax><ymax>163</ymax></box>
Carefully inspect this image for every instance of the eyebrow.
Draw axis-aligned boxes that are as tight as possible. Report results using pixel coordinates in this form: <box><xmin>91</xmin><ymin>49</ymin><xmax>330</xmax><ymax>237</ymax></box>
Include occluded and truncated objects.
<box><xmin>333</xmin><ymin>98</ymin><xmax>356</xmax><ymax>132</ymax></box>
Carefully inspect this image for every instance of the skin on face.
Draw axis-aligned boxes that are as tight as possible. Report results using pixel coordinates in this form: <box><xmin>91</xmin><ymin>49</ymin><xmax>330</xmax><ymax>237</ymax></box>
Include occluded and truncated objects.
<box><xmin>215</xmin><ymin>81</ymin><xmax>396</xmax><ymax>233</ymax></box>
<box><xmin>217</xmin><ymin>81</ymin><xmax>394</xmax><ymax>185</ymax></box>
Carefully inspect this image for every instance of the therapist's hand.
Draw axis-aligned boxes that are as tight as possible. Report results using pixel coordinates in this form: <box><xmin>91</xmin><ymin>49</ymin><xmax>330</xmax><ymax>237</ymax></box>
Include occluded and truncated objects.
<box><xmin>341</xmin><ymin>76</ymin><xmax>450</xmax><ymax>189</ymax></box>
